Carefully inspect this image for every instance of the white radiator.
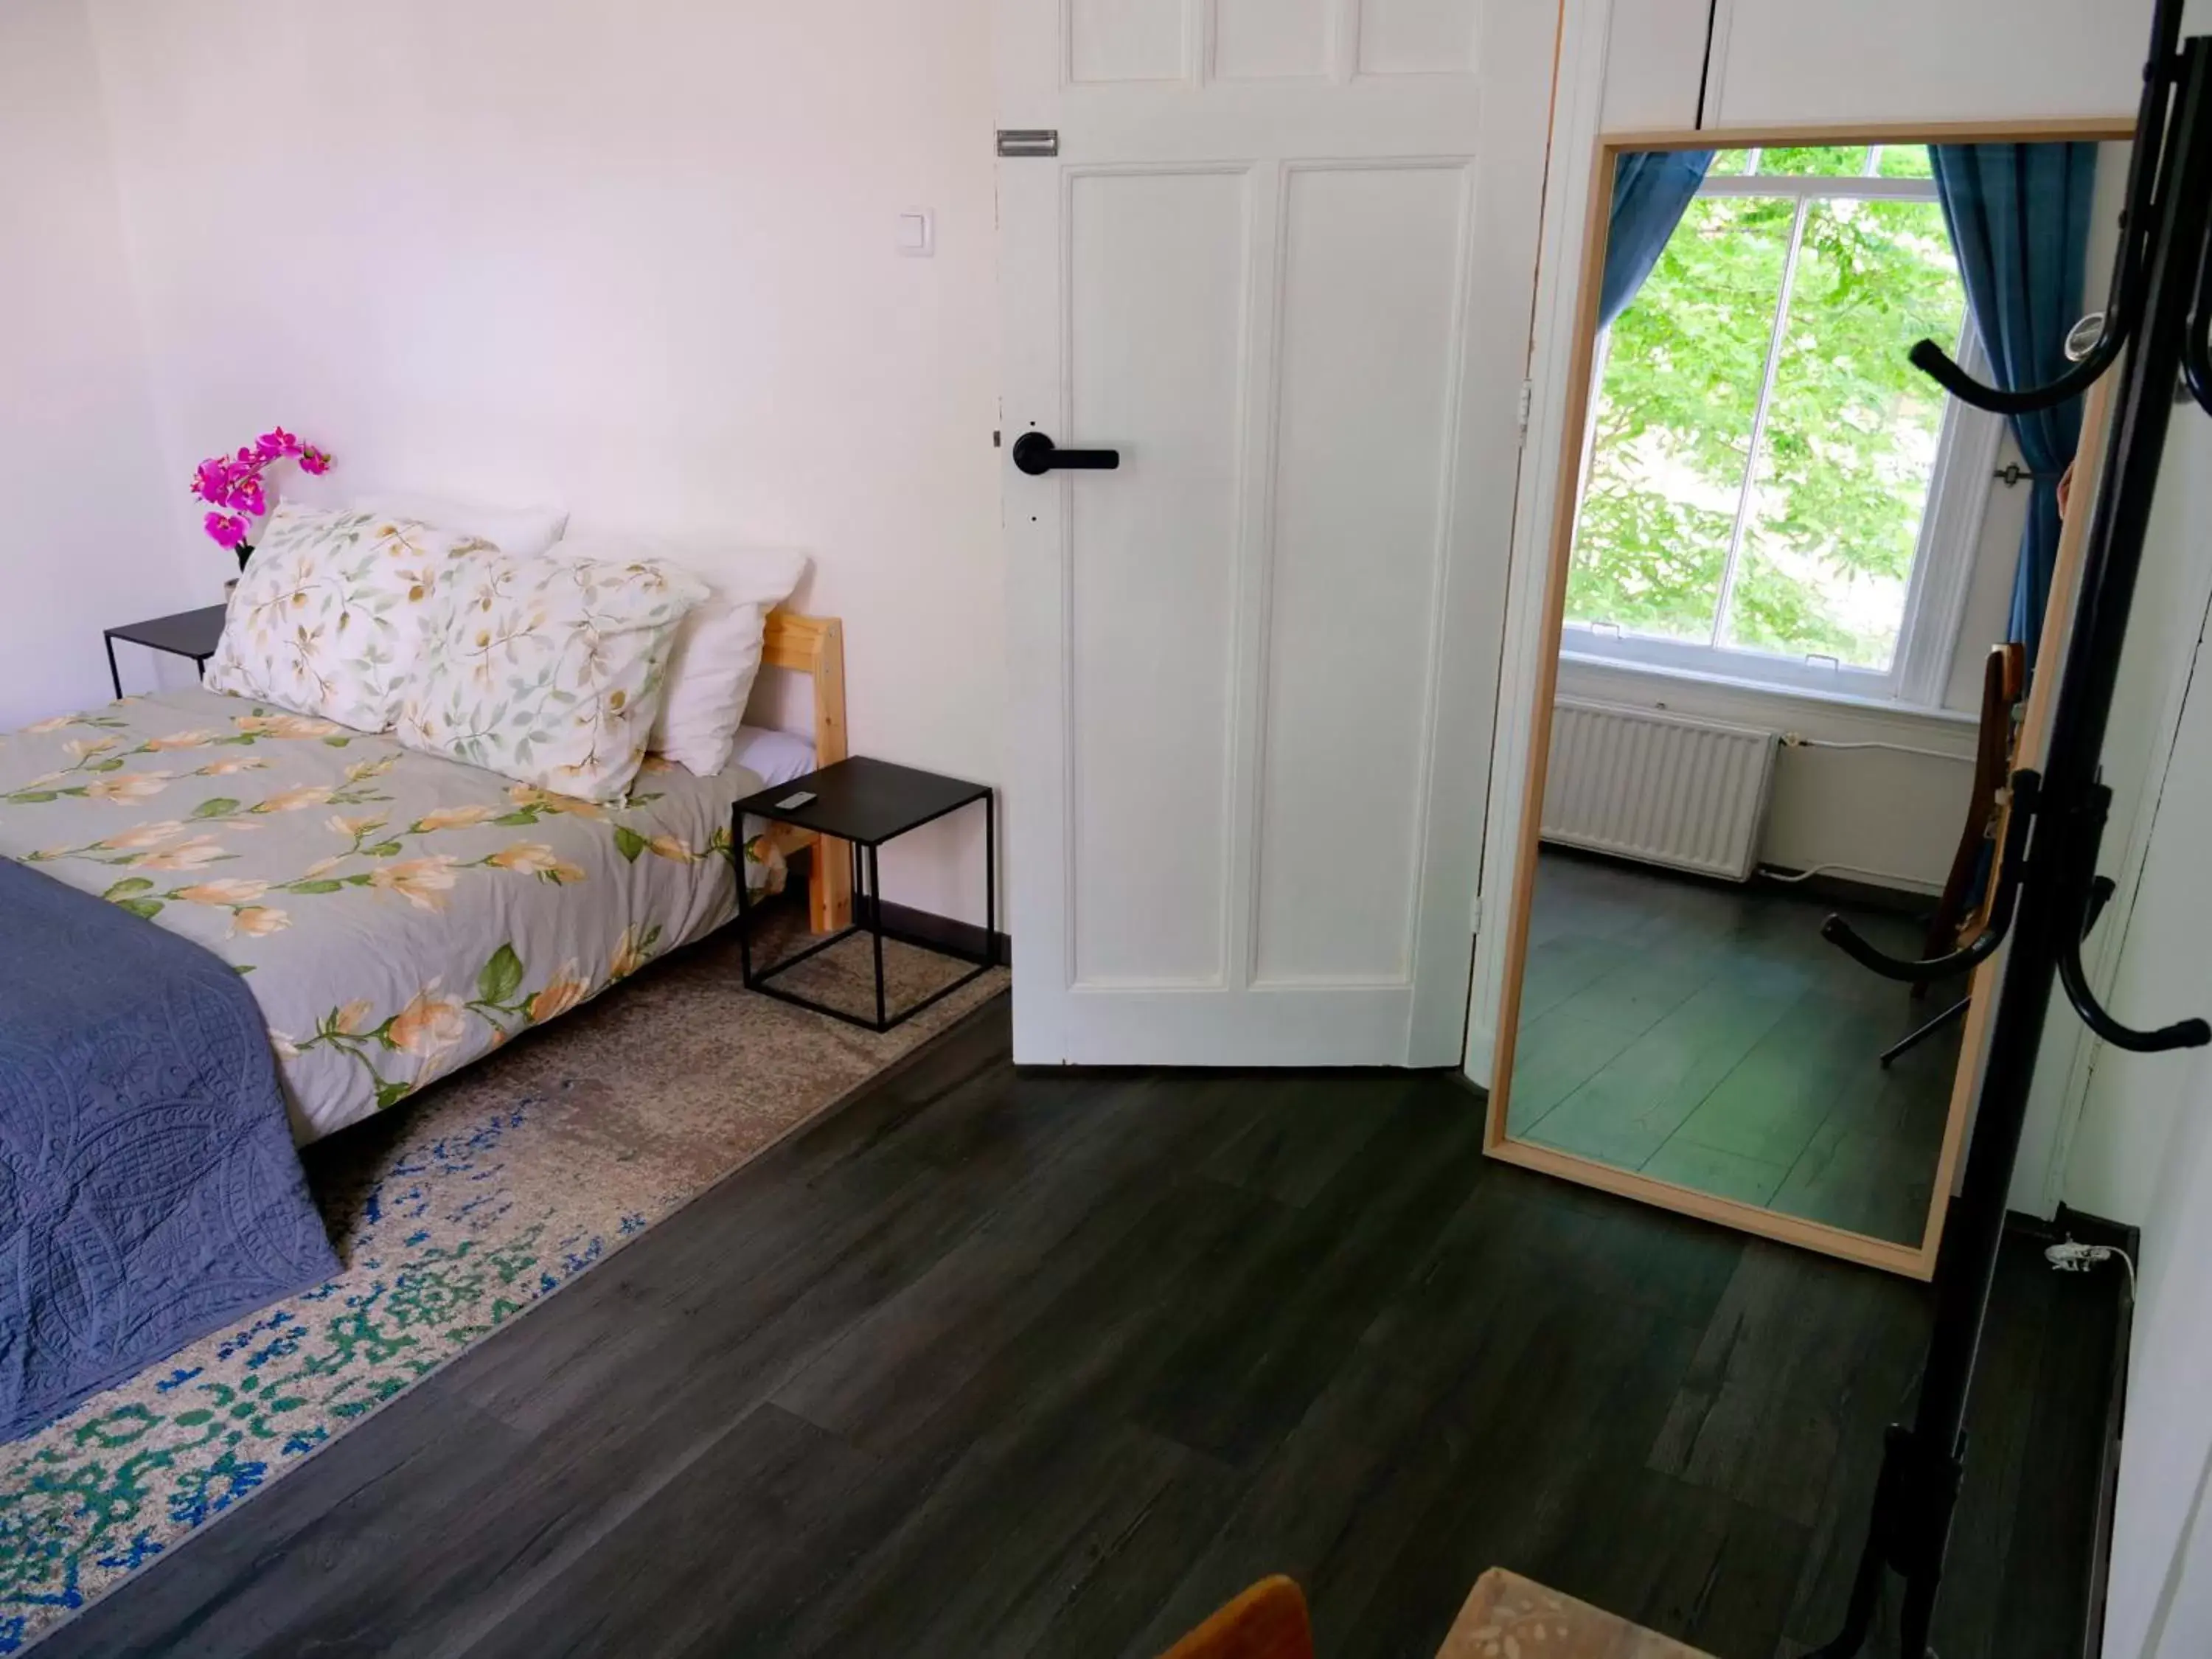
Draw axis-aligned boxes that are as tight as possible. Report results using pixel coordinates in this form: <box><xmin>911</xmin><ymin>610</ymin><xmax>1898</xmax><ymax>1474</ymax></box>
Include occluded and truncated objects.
<box><xmin>1540</xmin><ymin>699</ymin><xmax>1778</xmax><ymax>882</ymax></box>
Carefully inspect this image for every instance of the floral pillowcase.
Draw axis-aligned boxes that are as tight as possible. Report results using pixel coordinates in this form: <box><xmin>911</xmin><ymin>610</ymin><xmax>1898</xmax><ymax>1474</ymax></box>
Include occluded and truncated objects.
<box><xmin>205</xmin><ymin>505</ymin><xmax>495</xmax><ymax>734</ymax></box>
<box><xmin>394</xmin><ymin>549</ymin><xmax>706</xmax><ymax>804</ymax></box>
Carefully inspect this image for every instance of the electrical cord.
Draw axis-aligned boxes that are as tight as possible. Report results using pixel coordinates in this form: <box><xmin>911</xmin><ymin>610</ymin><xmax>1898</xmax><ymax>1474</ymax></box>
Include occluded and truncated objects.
<box><xmin>1780</xmin><ymin>733</ymin><xmax>1971</xmax><ymax>764</ymax></box>
<box><xmin>1758</xmin><ymin>861</ymin><xmax>1937</xmax><ymax>891</ymax></box>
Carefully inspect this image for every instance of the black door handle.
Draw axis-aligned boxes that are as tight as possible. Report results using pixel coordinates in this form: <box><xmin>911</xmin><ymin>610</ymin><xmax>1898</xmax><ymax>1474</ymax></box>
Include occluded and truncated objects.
<box><xmin>1012</xmin><ymin>432</ymin><xmax>1121</xmax><ymax>476</ymax></box>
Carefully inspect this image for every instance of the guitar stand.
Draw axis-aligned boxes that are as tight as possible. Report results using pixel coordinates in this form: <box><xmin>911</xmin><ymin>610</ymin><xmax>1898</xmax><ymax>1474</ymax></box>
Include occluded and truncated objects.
<box><xmin>1879</xmin><ymin>996</ymin><xmax>1966</xmax><ymax>1070</ymax></box>
<box><xmin>1811</xmin><ymin>6</ymin><xmax>2212</xmax><ymax>1654</ymax></box>
<box><xmin>1878</xmin><ymin>881</ymin><xmax>2117</xmax><ymax>1072</ymax></box>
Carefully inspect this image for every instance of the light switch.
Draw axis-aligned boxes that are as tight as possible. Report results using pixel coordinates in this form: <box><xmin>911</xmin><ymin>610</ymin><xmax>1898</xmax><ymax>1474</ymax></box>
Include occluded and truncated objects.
<box><xmin>897</xmin><ymin>209</ymin><xmax>934</xmax><ymax>257</ymax></box>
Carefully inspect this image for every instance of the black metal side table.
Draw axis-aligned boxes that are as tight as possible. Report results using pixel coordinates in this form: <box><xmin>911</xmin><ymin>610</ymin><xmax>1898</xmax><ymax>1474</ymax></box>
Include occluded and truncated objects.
<box><xmin>731</xmin><ymin>757</ymin><xmax>995</xmax><ymax>1032</ymax></box>
<box><xmin>104</xmin><ymin>605</ymin><xmax>227</xmax><ymax>699</ymax></box>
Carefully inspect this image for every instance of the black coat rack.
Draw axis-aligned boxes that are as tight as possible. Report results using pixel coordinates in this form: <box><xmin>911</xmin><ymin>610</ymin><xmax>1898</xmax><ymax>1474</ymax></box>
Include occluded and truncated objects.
<box><xmin>1812</xmin><ymin>4</ymin><xmax>2212</xmax><ymax>1654</ymax></box>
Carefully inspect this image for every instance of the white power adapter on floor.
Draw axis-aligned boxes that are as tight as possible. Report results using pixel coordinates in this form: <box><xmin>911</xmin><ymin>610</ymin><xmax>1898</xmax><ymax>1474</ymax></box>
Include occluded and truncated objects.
<box><xmin>2045</xmin><ymin>1237</ymin><xmax>2138</xmax><ymax>1299</ymax></box>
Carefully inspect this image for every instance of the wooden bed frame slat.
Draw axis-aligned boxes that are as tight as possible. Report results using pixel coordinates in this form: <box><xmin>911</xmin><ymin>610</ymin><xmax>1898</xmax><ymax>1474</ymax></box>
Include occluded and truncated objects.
<box><xmin>758</xmin><ymin>610</ymin><xmax>851</xmax><ymax>933</ymax></box>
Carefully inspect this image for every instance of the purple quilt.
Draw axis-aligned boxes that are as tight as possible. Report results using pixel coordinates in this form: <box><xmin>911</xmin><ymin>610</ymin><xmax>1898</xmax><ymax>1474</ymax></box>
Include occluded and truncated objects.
<box><xmin>0</xmin><ymin>858</ymin><xmax>337</xmax><ymax>1441</ymax></box>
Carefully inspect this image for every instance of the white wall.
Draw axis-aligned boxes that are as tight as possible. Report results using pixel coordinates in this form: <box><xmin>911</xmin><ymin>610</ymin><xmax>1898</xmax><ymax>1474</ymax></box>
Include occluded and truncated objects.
<box><xmin>2075</xmin><ymin>580</ymin><xmax>2212</xmax><ymax>1220</ymax></box>
<box><xmin>1704</xmin><ymin>0</ymin><xmax>2155</xmax><ymax>127</ymax></box>
<box><xmin>82</xmin><ymin>0</ymin><xmax>1004</xmax><ymax>925</ymax></box>
<box><xmin>1607</xmin><ymin>0</ymin><xmax>2162</xmax><ymax>131</ymax></box>
<box><xmin>2077</xmin><ymin>419</ymin><xmax>2212</xmax><ymax>1655</ymax></box>
<box><xmin>2103</xmin><ymin>1041</ymin><xmax>2212</xmax><ymax>1659</ymax></box>
<box><xmin>2023</xmin><ymin>417</ymin><xmax>2212</xmax><ymax>1220</ymax></box>
<box><xmin>0</xmin><ymin>0</ymin><xmax>181</xmax><ymax>728</ymax></box>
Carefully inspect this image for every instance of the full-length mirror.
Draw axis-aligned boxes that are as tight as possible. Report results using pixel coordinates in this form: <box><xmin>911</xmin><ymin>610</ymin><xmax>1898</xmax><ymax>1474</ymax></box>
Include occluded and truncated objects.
<box><xmin>1488</xmin><ymin>125</ymin><xmax>2133</xmax><ymax>1275</ymax></box>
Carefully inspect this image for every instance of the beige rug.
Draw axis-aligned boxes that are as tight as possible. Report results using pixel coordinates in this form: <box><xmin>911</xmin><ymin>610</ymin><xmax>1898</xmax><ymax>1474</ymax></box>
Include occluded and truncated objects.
<box><xmin>0</xmin><ymin>916</ymin><xmax>1006</xmax><ymax>1652</ymax></box>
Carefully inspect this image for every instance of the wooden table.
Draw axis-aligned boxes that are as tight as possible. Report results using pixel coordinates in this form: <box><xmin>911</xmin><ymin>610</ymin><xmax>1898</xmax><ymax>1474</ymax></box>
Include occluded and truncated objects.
<box><xmin>1436</xmin><ymin>1570</ymin><xmax>1717</xmax><ymax>1659</ymax></box>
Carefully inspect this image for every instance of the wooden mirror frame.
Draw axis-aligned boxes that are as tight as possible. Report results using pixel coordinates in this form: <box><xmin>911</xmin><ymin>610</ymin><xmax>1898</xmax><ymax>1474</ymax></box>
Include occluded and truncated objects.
<box><xmin>1481</xmin><ymin>119</ymin><xmax>2135</xmax><ymax>1279</ymax></box>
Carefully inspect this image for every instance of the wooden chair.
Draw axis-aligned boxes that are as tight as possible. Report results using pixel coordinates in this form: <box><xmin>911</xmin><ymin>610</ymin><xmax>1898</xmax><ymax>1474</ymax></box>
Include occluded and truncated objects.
<box><xmin>1918</xmin><ymin>641</ymin><xmax>2029</xmax><ymax>989</ymax></box>
<box><xmin>1877</xmin><ymin>641</ymin><xmax>2027</xmax><ymax>1068</ymax></box>
<box><xmin>1159</xmin><ymin>1571</ymin><xmax>1715</xmax><ymax>1659</ymax></box>
<box><xmin>1436</xmin><ymin>1569</ymin><xmax>1717</xmax><ymax>1658</ymax></box>
<box><xmin>1158</xmin><ymin>1576</ymin><xmax>1316</xmax><ymax>1659</ymax></box>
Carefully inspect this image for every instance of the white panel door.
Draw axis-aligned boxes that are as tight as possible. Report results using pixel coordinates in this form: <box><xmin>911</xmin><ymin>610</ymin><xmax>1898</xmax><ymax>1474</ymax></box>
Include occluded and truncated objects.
<box><xmin>1000</xmin><ymin>0</ymin><xmax>1559</xmax><ymax>1066</ymax></box>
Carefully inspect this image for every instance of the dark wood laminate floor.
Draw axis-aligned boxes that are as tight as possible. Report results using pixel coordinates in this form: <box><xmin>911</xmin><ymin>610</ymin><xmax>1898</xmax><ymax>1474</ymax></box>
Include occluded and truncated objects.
<box><xmin>1511</xmin><ymin>852</ymin><xmax>1966</xmax><ymax>1246</ymax></box>
<box><xmin>41</xmin><ymin>995</ymin><xmax>2117</xmax><ymax>1659</ymax></box>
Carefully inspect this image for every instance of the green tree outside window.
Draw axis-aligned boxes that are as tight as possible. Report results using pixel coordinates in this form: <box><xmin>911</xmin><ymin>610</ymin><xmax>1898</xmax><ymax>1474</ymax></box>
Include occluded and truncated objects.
<box><xmin>1566</xmin><ymin>147</ymin><xmax>1967</xmax><ymax>672</ymax></box>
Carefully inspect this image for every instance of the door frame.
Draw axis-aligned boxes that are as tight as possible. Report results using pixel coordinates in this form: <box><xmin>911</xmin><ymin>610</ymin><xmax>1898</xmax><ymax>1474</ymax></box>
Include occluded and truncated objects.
<box><xmin>1473</xmin><ymin>116</ymin><xmax>2135</xmax><ymax>1279</ymax></box>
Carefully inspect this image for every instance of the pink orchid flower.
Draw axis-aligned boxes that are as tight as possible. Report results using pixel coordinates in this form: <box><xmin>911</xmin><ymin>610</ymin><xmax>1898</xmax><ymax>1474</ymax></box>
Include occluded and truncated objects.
<box><xmin>188</xmin><ymin>427</ymin><xmax>333</xmax><ymax>557</ymax></box>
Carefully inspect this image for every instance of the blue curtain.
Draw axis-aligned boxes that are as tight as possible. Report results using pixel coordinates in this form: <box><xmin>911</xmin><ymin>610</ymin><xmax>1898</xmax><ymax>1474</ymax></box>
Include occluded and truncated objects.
<box><xmin>1930</xmin><ymin>142</ymin><xmax>2098</xmax><ymax>667</ymax></box>
<box><xmin>1599</xmin><ymin>150</ymin><xmax>1716</xmax><ymax>330</ymax></box>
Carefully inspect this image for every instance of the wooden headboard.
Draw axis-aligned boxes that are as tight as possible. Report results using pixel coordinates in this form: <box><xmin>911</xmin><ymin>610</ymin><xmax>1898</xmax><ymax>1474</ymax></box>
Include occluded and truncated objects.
<box><xmin>757</xmin><ymin>610</ymin><xmax>850</xmax><ymax>933</ymax></box>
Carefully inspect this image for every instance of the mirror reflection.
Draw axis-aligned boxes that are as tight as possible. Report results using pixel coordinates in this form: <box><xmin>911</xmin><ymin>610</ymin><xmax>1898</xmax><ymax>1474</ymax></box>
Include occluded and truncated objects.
<box><xmin>1499</xmin><ymin>136</ymin><xmax>2129</xmax><ymax>1253</ymax></box>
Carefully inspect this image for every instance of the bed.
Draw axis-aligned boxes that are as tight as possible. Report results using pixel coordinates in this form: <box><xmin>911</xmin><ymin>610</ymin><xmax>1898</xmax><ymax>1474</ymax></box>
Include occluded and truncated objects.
<box><xmin>0</xmin><ymin>575</ymin><xmax>846</xmax><ymax>1436</ymax></box>
<box><xmin>0</xmin><ymin>610</ymin><xmax>849</xmax><ymax>1144</ymax></box>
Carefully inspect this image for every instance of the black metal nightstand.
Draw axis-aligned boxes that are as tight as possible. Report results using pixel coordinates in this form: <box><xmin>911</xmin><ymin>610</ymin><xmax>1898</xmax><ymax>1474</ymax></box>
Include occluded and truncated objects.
<box><xmin>732</xmin><ymin>757</ymin><xmax>995</xmax><ymax>1032</ymax></box>
<box><xmin>104</xmin><ymin>605</ymin><xmax>227</xmax><ymax>699</ymax></box>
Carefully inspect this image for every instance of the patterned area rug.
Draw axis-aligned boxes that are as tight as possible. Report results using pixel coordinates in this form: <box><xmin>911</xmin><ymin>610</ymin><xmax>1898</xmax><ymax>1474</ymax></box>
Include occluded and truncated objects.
<box><xmin>0</xmin><ymin>916</ymin><xmax>1006</xmax><ymax>1652</ymax></box>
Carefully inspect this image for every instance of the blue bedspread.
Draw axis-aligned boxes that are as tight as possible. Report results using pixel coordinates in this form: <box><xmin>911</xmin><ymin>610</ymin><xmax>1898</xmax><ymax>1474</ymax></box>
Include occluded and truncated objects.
<box><xmin>0</xmin><ymin>859</ymin><xmax>338</xmax><ymax>1441</ymax></box>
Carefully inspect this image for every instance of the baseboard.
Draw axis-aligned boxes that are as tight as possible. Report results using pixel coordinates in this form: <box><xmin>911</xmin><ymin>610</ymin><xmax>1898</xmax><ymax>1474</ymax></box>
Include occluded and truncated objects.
<box><xmin>863</xmin><ymin>897</ymin><xmax>1012</xmax><ymax>969</ymax></box>
<box><xmin>777</xmin><ymin>847</ymin><xmax>1010</xmax><ymax>966</ymax></box>
<box><xmin>1541</xmin><ymin>842</ymin><xmax>1933</xmax><ymax>917</ymax></box>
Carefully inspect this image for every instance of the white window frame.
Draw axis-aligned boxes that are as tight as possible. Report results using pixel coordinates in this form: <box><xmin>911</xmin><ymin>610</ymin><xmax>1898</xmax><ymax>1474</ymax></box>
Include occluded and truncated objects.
<box><xmin>1560</xmin><ymin>148</ymin><xmax>2006</xmax><ymax>712</ymax></box>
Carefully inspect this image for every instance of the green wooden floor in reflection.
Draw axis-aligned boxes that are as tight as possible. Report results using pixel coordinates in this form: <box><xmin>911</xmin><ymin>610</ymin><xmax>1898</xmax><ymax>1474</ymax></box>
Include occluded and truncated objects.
<box><xmin>1508</xmin><ymin>849</ymin><xmax>1961</xmax><ymax>1245</ymax></box>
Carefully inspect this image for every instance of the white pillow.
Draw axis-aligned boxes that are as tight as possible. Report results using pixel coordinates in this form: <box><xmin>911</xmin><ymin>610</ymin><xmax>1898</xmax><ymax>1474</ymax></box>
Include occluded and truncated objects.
<box><xmin>394</xmin><ymin>549</ymin><xmax>707</xmax><ymax>802</ymax></box>
<box><xmin>352</xmin><ymin>491</ymin><xmax>569</xmax><ymax>558</ymax></box>
<box><xmin>549</xmin><ymin>533</ymin><xmax>808</xmax><ymax>776</ymax></box>
<box><xmin>206</xmin><ymin>504</ymin><xmax>493</xmax><ymax>731</ymax></box>
<box><xmin>728</xmin><ymin>725</ymin><xmax>818</xmax><ymax>788</ymax></box>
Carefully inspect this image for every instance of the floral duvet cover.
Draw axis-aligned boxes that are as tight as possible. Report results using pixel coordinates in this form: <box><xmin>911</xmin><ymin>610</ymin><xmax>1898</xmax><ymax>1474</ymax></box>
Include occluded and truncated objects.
<box><xmin>0</xmin><ymin>689</ymin><xmax>781</xmax><ymax>1144</ymax></box>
